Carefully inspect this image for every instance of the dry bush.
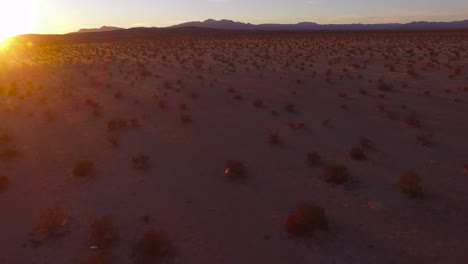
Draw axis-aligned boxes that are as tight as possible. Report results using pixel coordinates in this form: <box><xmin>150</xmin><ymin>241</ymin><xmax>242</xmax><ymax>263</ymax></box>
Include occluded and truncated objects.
<box><xmin>252</xmin><ymin>99</ymin><xmax>265</xmax><ymax>108</ymax></box>
<box><xmin>306</xmin><ymin>152</ymin><xmax>321</xmax><ymax>166</ymax></box>
<box><xmin>0</xmin><ymin>175</ymin><xmax>10</xmax><ymax>193</ymax></box>
<box><xmin>224</xmin><ymin>160</ymin><xmax>247</xmax><ymax>179</ymax></box>
<box><xmin>107</xmin><ymin>135</ymin><xmax>120</xmax><ymax>148</ymax></box>
<box><xmin>284</xmin><ymin>103</ymin><xmax>297</xmax><ymax>113</ymax></box>
<box><xmin>180</xmin><ymin>114</ymin><xmax>192</xmax><ymax>124</ymax></box>
<box><xmin>416</xmin><ymin>132</ymin><xmax>432</xmax><ymax>146</ymax></box>
<box><xmin>72</xmin><ymin>160</ymin><xmax>96</xmax><ymax>177</ymax></box>
<box><xmin>133</xmin><ymin>155</ymin><xmax>151</xmax><ymax>171</ymax></box>
<box><xmin>349</xmin><ymin>147</ymin><xmax>366</xmax><ymax>161</ymax></box>
<box><xmin>29</xmin><ymin>208</ymin><xmax>70</xmax><ymax>246</ymax></box>
<box><xmin>0</xmin><ymin>134</ymin><xmax>12</xmax><ymax>143</ymax></box>
<box><xmin>359</xmin><ymin>137</ymin><xmax>373</xmax><ymax>149</ymax></box>
<box><xmin>284</xmin><ymin>203</ymin><xmax>329</xmax><ymax>236</ymax></box>
<box><xmin>268</xmin><ymin>133</ymin><xmax>281</xmax><ymax>145</ymax></box>
<box><xmin>88</xmin><ymin>215</ymin><xmax>118</xmax><ymax>249</ymax></box>
<box><xmin>0</xmin><ymin>148</ymin><xmax>20</xmax><ymax>160</ymax></box>
<box><xmin>133</xmin><ymin>229</ymin><xmax>172</xmax><ymax>264</ymax></box>
<box><xmin>403</xmin><ymin>114</ymin><xmax>420</xmax><ymax>127</ymax></box>
<box><xmin>324</xmin><ymin>165</ymin><xmax>351</xmax><ymax>185</ymax></box>
<box><xmin>397</xmin><ymin>172</ymin><xmax>423</xmax><ymax>198</ymax></box>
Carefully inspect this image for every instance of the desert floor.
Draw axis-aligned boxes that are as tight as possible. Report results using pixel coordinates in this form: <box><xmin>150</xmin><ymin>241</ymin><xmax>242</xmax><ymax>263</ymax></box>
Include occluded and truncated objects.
<box><xmin>0</xmin><ymin>30</ymin><xmax>468</xmax><ymax>264</ymax></box>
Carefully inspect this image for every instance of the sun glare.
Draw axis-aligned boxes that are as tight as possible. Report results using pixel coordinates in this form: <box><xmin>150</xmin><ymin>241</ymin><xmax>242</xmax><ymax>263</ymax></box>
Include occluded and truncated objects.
<box><xmin>0</xmin><ymin>0</ymin><xmax>35</xmax><ymax>42</ymax></box>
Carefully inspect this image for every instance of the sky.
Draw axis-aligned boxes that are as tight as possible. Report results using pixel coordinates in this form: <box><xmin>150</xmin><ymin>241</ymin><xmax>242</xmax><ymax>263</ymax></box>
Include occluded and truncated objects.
<box><xmin>12</xmin><ymin>0</ymin><xmax>468</xmax><ymax>34</ymax></box>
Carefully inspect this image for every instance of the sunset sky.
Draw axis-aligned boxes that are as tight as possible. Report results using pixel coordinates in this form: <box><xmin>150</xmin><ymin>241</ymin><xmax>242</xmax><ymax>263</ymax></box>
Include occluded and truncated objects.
<box><xmin>2</xmin><ymin>0</ymin><xmax>468</xmax><ymax>36</ymax></box>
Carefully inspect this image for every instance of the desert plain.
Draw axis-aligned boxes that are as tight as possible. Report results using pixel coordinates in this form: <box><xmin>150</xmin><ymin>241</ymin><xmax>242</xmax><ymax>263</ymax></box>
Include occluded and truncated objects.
<box><xmin>0</xmin><ymin>29</ymin><xmax>468</xmax><ymax>264</ymax></box>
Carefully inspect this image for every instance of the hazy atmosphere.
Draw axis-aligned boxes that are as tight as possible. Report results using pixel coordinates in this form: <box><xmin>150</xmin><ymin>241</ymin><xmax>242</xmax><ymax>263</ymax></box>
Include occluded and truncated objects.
<box><xmin>3</xmin><ymin>0</ymin><xmax>468</xmax><ymax>35</ymax></box>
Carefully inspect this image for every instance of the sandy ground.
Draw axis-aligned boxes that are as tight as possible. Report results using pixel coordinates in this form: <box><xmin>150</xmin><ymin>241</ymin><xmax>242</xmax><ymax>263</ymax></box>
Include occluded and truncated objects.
<box><xmin>0</xmin><ymin>30</ymin><xmax>468</xmax><ymax>264</ymax></box>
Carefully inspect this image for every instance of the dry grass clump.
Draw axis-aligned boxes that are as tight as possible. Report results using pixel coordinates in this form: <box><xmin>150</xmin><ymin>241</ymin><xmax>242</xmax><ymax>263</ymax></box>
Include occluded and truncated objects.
<box><xmin>180</xmin><ymin>114</ymin><xmax>192</xmax><ymax>123</ymax></box>
<box><xmin>0</xmin><ymin>148</ymin><xmax>20</xmax><ymax>160</ymax></box>
<box><xmin>359</xmin><ymin>137</ymin><xmax>373</xmax><ymax>149</ymax></box>
<box><xmin>396</xmin><ymin>172</ymin><xmax>423</xmax><ymax>198</ymax></box>
<box><xmin>306</xmin><ymin>152</ymin><xmax>321</xmax><ymax>166</ymax></box>
<box><xmin>224</xmin><ymin>160</ymin><xmax>247</xmax><ymax>179</ymax></box>
<box><xmin>463</xmin><ymin>165</ymin><xmax>468</xmax><ymax>174</ymax></box>
<box><xmin>323</xmin><ymin>165</ymin><xmax>351</xmax><ymax>185</ymax></box>
<box><xmin>416</xmin><ymin>132</ymin><xmax>432</xmax><ymax>146</ymax></box>
<box><xmin>133</xmin><ymin>229</ymin><xmax>172</xmax><ymax>264</ymax></box>
<box><xmin>88</xmin><ymin>215</ymin><xmax>118</xmax><ymax>249</ymax></box>
<box><xmin>288</xmin><ymin>122</ymin><xmax>305</xmax><ymax>131</ymax></box>
<box><xmin>252</xmin><ymin>99</ymin><xmax>265</xmax><ymax>108</ymax></box>
<box><xmin>402</xmin><ymin>114</ymin><xmax>420</xmax><ymax>127</ymax></box>
<box><xmin>107</xmin><ymin>135</ymin><xmax>120</xmax><ymax>148</ymax></box>
<box><xmin>268</xmin><ymin>133</ymin><xmax>281</xmax><ymax>145</ymax></box>
<box><xmin>107</xmin><ymin>118</ymin><xmax>140</xmax><ymax>131</ymax></box>
<box><xmin>133</xmin><ymin>155</ymin><xmax>151</xmax><ymax>171</ymax></box>
<box><xmin>284</xmin><ymin>103</ymin><xmax>297</xmax><ymax>113</ymax></box>
<box><xmin>349</xmin><ymin>147</ymin><xmax>366</xmax><ymax>161</ymax></box>
<box><xmin>0</xmin><ymin>175</ymin><xmax>10</xmax><ymax>193</ymax></box>
<box><xmin>72</xmin><ymin>160</ymin><xmax>96</xmax><ymax>177</ymax></box>
<box><xmin>284</xmin><ymin>203</ymin><xmax>329</xmax><ymax>236</ymax></box>
<box><xmin>0</xmin><ymin>134</ymin><xmax>12</xmax><ymax>143</ymax></box>
<box><xmin>29</xmin><ymin>208</ymin><xmax>70</xmax><ymax>246</ymax></box>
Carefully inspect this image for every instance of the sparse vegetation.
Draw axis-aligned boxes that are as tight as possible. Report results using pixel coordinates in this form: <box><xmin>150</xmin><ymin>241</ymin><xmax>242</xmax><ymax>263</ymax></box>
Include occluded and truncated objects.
<box><xmin>397</xmin><ymin>171</ymin><xmax>423</xmax><ymax>198</ymax></box>
<box><xmin>284</xmin><ymin>203</ymin><xmax>329</xmax><ymax>236</ymax></box>
<box><xmin>0</xmin><ymin>175</ymin><xmax>10</xmax><ymax>193</ymax></box>
<box><xmin>29</xmin><ymin>208</ymin><xmax>70</xmax><ymax>246</ymax></box>
<box><xmin>324</xmin><ymin>165</ymin><xmax>351</xmax><ymax>185</ymax></box>
<box><xmin>133</xmin><ymin>155</ymin><xmax>151</xmax><ymax>171</ymax></box>
<box><xmin>225</xmin><ymin>160</ymin><xmax>247</xmax><ymax>179</ymax></box>
<box><xmin>72</xmin><ymin>160</ymin><xmax>96</xmax><ymax>177</ymax></box>
<box><xmin>133</xmin><ymin>229</ymin><xmax>172</xmax><ymax>264</ymax></box>
<box><xmin>88</xmin><ymin>215</ymin><xmax>118</xmax><ymax>249</ymax></box>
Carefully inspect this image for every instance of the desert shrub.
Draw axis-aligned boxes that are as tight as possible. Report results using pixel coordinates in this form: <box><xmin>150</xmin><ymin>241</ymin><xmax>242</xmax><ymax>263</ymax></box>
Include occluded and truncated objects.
<box><xmin>107</xmin><ymin>135</ymin><xmax>120</xmax><ymax>147</ymax></box>
<box><xmin>268</xmin><ymin>133</ymin><xmax>281</xmax><ymax>145</ymax></box>
<box><xmin>324</xmin><ymin>165</ymin><xmax>350</xmax><ymax>185</ymax></box>
<box><xmin>0</xmin><ymin>134</ymin><xmax>12</xmax><ymax>143</ymax></box>
<box><xmin>133</xmin><ymin>229</ymin><xmax>172</xmax><ymax>264</ymax></box>
<box><xmin>0</xmin><ymin>148</ymin><xmax>19</xmax><ymax>160</ymax></box>
<box><xmin>416</xmin><ymin>132</ymin><xmax>432</xmax><ymax>146</ymax></box>
<box><xmin>72</xmin><ymin>160</ymin><xmax>96</xmax><ymax>177</ymax></box>
<box><xmin>0</xmin><ymin>175</ymin><xmax>10</xmax><ymax>193</ymax></box>
<box><xmin>107</xmin><ymin>119</ymin><xmax>129</xmax><ymax>131</ymax></box>
<box><xmin>158</xmin><ymin>100</ymin><xmax>168</xmax><ymax>109</ymax></box>
<box><xmin>252</xmin><ymin>99</ymin><xmax>264</xmax><ymax>108</ymax></box>
<box><xmin>403</xmin><ymin>114</ymin><xmax>420</xmax><ymax>127</ymax></box>
<box><xmin>359</xmin><ymin>137</ymin><xmax>373</xmax><ymax>149</ymax></box>
<box><xmin>133</xmin><ymin>155</ymin><xmax>151</xmax><ymax>171</ymax></box>
<box><xmin>180</xmin><ymin>114</ymin><xmax>192</xmax><ymax>123</ymax></box>
<box><xmin>349</xmin><ymin>147</ymin><xmax>366</xmax><ymax>161</ymax></box>
<box><xmin>397</xmin><ymin>172</ymin><xmax>423</xmax><ymax>198</ymax></box>
<box><xmin>224</xmin><ymin>160</ymin><xmax>247</xmax><ymax>179</ymax></box>
<box><xmin>29</xmin><ymin>208</ymin><xmax>70</xmax><ymax>246</ymax></box>
<box><xmin>284</xmin><ymin>203</ymin><xmax>329</xmax><ymax>236</ymax></box>
<box><xmin>306</xmin><ymin>152</ymin><xmax>321</xmax><ymax>166</ymax></box>
<box><xmin>284</xmin><ymin>103</ymin><xmax>297</xmax><ymax>113</ymax></box>
<box><xmin>179</xmin><ymin>103</ymin><xmax>188</xmax><ymax>111</ymax></box>
<box><xmin>88</xmin><ymin>215</ymin><xmax>118</xmax><ymax>249</ymax></box>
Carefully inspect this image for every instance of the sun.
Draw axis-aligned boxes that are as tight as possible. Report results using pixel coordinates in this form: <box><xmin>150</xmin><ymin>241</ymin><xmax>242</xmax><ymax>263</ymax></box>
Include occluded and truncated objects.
<box><xmin>0</xmin><ymin>0</ymin><xmax>35</xmax><ymax>42</ymax></box>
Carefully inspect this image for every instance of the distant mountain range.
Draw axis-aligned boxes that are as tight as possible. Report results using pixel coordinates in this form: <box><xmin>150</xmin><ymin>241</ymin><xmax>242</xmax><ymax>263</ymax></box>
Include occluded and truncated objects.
<box><xmin>76</xmin><ymin>19</ymin><xmax>468</xmax><ymax>33</ymax></box>
<box><xmin>77</xmin><ymin>26</ymin><xmax>124</xmax><ymax>33</ymax></box>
